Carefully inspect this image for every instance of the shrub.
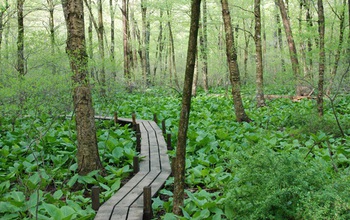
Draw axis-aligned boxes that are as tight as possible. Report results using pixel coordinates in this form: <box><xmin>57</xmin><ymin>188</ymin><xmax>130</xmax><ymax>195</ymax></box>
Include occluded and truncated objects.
<box><xmin>224</xmin><ymin>147</ymin><xmax>350</xmax><ymax>219</ymax></box>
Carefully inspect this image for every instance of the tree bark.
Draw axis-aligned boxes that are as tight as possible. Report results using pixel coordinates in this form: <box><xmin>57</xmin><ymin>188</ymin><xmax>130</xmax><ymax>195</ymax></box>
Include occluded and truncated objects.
<box><xmin>122</xmin><ymin>0</ymin><xmax>131</xmax><ymax>85</ymax></box>
<box><xmin>153</xmin><ymin>9</ymin><xmax>165</xmax><ymax>83</ymax></box>
<box><xmin>173</xmin><ymin>0</ymin><xmax>201</xmax><ymax>215</ymax></box>
<box><xmin>110</xmin><ymin>0</ymin><xmax>116</xmax><ymax>78</ymax></box>
<box><xmin>277</xmin><ymin>0</ymin><xmax>300</xmax><ymax>92</ymax></box>
<box><xmin>17</xmin><ymin>0</ymin><xmax>25</xmax><ymax>76</ymax></box>
<box><xmin>274</xmin><ymin>2</ymin><xmax>286</xmax><ymax>73</ymax></box>
<box><xmin>221</xmin><ymin>0</ymin><xmax>251</xmax><ymax>123</ymax></box>
<box><xmin>61</xmin><ymin>0</ymin><xmax>103</xmax><ymax>175</ymax></box>
<box><xmin>200</xmin><ymin>0</ymin><xmax>209</xmax><ymax>93</ymax></box>
<box><xmin>254</xmin><ymin>0</ymin><xmax>265</xmax><ymax>107</ymax></box>
<box><xmin>317</xmin><ymin>0</ymin><xmax>325</xmax><ymax>116</ymax></box>
<box><xmin>47</xmin><ymin>0</ymin><xmax>56</xmax><ymax>75</ymax></box>
<box><xmin>141</xmin><ymin>0</ymin><xmax>151</xmax><ymax>86</ymax></box>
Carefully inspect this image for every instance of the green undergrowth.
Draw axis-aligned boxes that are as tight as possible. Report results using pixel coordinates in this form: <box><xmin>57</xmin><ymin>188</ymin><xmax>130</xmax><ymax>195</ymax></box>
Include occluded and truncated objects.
<box><xmin>1</xmin><ymin>86</ymin><xmax>350</xmax><ymax>219</ymax></box>
<box><xmin>0</xmin><ymin>115</ymin><xmax>136</xmax><ymax>220</ymax></box>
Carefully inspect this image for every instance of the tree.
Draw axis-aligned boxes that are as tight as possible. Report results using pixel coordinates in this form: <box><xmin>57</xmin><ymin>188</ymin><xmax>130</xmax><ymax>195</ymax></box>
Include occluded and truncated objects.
<box><xmin>200</xmin><ymin>0</ymin><xmax>209</xmax><ymax>93</ymax></box>
<box><xmin>0</xmin><ymin>0</ymin><xmax>9</xmax><ymax>54</ymax></box>
<box><xmin>221</xmin><ymin>0</ymin><xmax>251</xmax><ymax>122</ymax></box>
<box><xmin>141</xmin><ymin>0</ymin><xmax>151</xmax><ymax>86</ymax></box>
<box><xmin>46</xmin><ymin>0</ymin><xmax>57</xmax><ymax>75</ymax></box>
<box><xmin>173</xmin><ymin>0</ymin><xmax>201</xmax><ymax>215</ymax></box>
<box><xmin>277</xmin><ymin>0</ymin><xmax>300</xmax><ymax>93</ymax></box>
<box><xmin>17</xmin><ymin>0</ymin><xmax>25</xmax><ymax>76</ymax></box>
<box><xmin>61</xmin><ymin>0</ymin><xmax>103</xmax><ymax>175</ymax></box>
<box><xmin>121</xmin><ymin>0</ymin><xmax>131</xmax><ymax>86</ymax></box>
<box><xmin>317</xmin><ymin>0</ymin><xmax>325</xmax><ymax>116</ymax></box>
<box><xmin>254</xmin><ymin>0</ymin><xmax>265</xmax><ymax>107</ymax></box>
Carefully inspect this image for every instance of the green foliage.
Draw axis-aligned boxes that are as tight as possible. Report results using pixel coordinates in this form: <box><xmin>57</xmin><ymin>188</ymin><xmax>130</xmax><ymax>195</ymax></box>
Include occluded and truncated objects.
<box><xmin>0</xmin><ymin>114</ymin><xmax>135</xmax><ymax>219</ymax></box>
<box><xmin>224</xmin><ymin>147</ymin><xmax>350</xmax><ymax>219</ymax></box>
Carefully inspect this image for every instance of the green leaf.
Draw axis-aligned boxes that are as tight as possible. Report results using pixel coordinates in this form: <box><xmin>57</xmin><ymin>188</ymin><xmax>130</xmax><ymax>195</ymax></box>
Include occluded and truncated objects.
<box><xmin>43</xmin><ymin>203</ymin><xmax>63</xmax><ymax>220</ymax></box>
<box><xmin>53</xmin><ymin>190</ymin><xmax>63</xmax><ymax>200</ymax></box>
<box><xmin>112</xmin><ymin>147</ymin><xmax>123</xmax><ymax>158</ymax></box>
<box><xmin>60</xmin><ymin>206</ymin><xmax>76</xmax><ymax>218</ymax></box>
<box><xmin>111</xmin><ymin>178</ymin><xmax>121</xmax><ymax>191</ymax></box>
<box><xmin>67</xmin><ymin>174</ymin><xmax>78</xmax><ymax>188</ymax></box>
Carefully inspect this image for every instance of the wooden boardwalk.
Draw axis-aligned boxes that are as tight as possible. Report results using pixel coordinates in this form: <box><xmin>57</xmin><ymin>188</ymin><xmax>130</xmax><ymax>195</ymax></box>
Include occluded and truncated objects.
<box><xmin>94</xmin><ymin>116</ymin><xmax>171</xmax><ymax>220</ymax></box>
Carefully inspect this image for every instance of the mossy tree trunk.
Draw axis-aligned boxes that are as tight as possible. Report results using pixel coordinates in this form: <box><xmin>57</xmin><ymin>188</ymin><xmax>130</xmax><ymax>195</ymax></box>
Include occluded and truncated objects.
<box><xmin>61</xmin><ymin>0</ymin><xmax>103</xmax><ymax>175</ymax></box>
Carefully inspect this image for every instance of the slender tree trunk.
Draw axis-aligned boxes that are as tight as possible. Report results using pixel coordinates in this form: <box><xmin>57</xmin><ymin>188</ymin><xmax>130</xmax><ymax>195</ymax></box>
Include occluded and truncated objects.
<box><xmin>141</xmin><ymin>0</ymin><xmax>151</xmax><ymax>86</ymax></box>
<box><xmin>221</xmin><ymin>0</ymin><xmax>251</xmax><ymax>123</ymax></box>
<box><xmin>122</xmin><ymin>0</ymin><xmax>131</xmax><ymax>85</ymax></box>
<box><xmin>327</xmin><ymin>0</ymin><xmax>346</xmax><ymax>95</ymax></box>
<box><xmin>61</xmin><ymin>0</ymin><xmax>103</xmax><ymax>175</ymax></box>
<box><xmin>167</xmin><ymin>8</ymin><xmax>180</xmax><ymax>89</ymax></box>
<box><xmin>317</xmin><ymin>0</ymin><xmax>325</xmax><ymax>116</ymax></box>
<box><xmin>192</xmin><ymin>54</ymin><xmax>199</xmax><ymax>96</ymax></box>
<box><xmin>17</xmin><ymin>0</ymin><xmax>25</xmax><ymax>76</ymax></box>
<box><xmin>173</xmin><ymin>0</ymin><xmax>201</xmax><ymax>215</ymax></box>
<box><xmin>254</xmin><ymin>0</ymin><xmax>265</xmax><ymax>107</ymax></box>
<box><xmin>200</xmin><ymin>0</ymin><xmax>209</xmax><ymax>93</ymax></box>
<box><xmin>275</xmin><ymin>2</ymin><xmax>286</xmax><ymax>73</ymax></box>
<box><xmin>47</xmin><ymin>0</ymin><xmax>56</xmax><ymax>74</ymax></box>
<box><xmin>242</xmin><ymin>19</ymin><xmax>251</xmax><ymax>82</ymax></box>
<box><xmin>97</xmin><ymin>0</ymin><xmax>105</xmax><ymax>94</ymax></box>
<box><xmin>110</xmin><ymin>0</ymin><xmax>116</xmax><ymax>78</ymax></box>
<box><xmin>87</xmin><ymin>0</ymin><xmax>94</xmax><ymax>79</ymax></box>
<box><xmin>277</xmin><ymin>0</ymin><xmax>300</xmax><ymax>92</ymax></box>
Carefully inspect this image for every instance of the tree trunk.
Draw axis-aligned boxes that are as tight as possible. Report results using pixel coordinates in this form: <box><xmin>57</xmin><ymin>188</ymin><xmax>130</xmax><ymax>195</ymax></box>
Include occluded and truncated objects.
<box><xmin>242</xmin><ymin>19</ymin><xmax>251</xmax><ymax>82</ymax></box>
<box><xmin>173</xmin><ymin>0</ymin><xmax>201</xmax><ymax>215</ymax></box>
<box><xmin>141</xmin><ymin>0</ymin><xmax>151</xmax><ymax>86</ymax></box>
<box><xmin>254</xmin><ymin>0</ymin><xmax>265</xmax><ymax>107</ymax></box>
<box><xmin>122</xmin><ymin>0</ymin><xmax>131</xmax><ymax>85</ymax></box>
<box><xmin>221</xmin><ymin>0</ymin><xmax>251</xmax><ymax>123</ymax></box>
<box><xmin>17</xmin><ymin>0</ymin><xmax>25</xmax><ymax>76</ymax></box>
<box><xmin>61</xmin><ymin>0</ymin><xmax>103</xmax><ymax>175</ymax></box>
<box><xmin>87</xmin><ymin>0</ymin><xmax>94</xmax><ymax>79</ymax></box>
<box><xmin>200</xmin><ymin>0</ymin><xmax>209</xmax><ymax>93</ymax></box>
<box><xmin>47</xmin><ymin>0</ymin><xmax>56</xmax><ymax>75</ymax></box>
<box><xmin>277</xmin><ymin>0</ymin><xmax>300</xmax><ymax>92</ymax></box>
<box><xmin>317</xmin><ymin>0</ymin><xmax>325</xmax><ymax>116</ymax></box>
<box><xmin>153</xmin><ymin>9</ymin><xmax>165</xmax><ymax>83</ymax></box>
<box><xmin>274</xmin><ymin>2</ymin><xmax>286</xmax><ymax>73</ymax></box>
<box><xmin>97</xmin><ymin>0</ymin><xmax>105</xmax><ymax>94</ymax></box>
<box><xmin>166</xmin><ymin>8</ymin><xmax>180</xmax><ymax>89</ymax></box>
<box><xmin>192</xmin><ymin>52</ymin><xmax>199</xmax><ymax>96</ymax></box>
<box><xmin>110</xmin><ymin>0</ymin><xmax>116</xmax><ymax>78</ymax></box>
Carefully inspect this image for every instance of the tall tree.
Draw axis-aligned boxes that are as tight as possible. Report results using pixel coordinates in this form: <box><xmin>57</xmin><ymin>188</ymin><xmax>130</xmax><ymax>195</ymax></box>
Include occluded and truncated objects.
<box><xmin>277</xmin><ymin>0</ymin><xmax>300</xmax><ymax>93</ymax></box>
<box><xmin>61</xmin><ymin>0</ymin><xmax>103</xmax><ymax>175</ymax></box>
<box><xmin>17</xmin><ymin>0</ymin><xmax>25</xmax><ymax>76</ymax></box>
<box><xmin>173</xmin><ymin>0</ymin><xmax>201</xmax><ymax>215</ymax></box>
<box><xmin>200</xmin><ymin>0</ymin><xmax>209</xmax><ymax>92</ymax></box>
<box><xmin>317</xmin><ymin>0</ymin><xmax>325</xmax><ymax>116</ymax></box>
<box><xmin>274</xmin><ymin>2</ymin><xmax>286</xmax><ymax>73</ymax></box>
<box><xmin>141</xmin><ymin>0</ymin><xmax>151</xmax><ymax>86</ymax></box>
<box><xmin>122</xmin><ymin>0</ymin><xmax>131</xmax><ymax>86</ymax></box>
<box><xmin>221</xmin><ymin>0</ymin><xmax>251</xmax><ymax>122</ymax></box>
<box><xmin>254</xmin><ymin>0</ymin><xmax>265</xmax><ymax>107</ymax></box>
<box><xmin>153</xmin><ymin>8</ymin><xmax>165</xmax><ymax>83</ymax></box>
<box><xmin>47</xmin><ymin>0</ymin><xmax>56</xmax><ymax>74</ymax></box>
<box><xmin>109</xmin><ymin>0</ymin><xmax>116</xmax><ymax>78</ymax></box>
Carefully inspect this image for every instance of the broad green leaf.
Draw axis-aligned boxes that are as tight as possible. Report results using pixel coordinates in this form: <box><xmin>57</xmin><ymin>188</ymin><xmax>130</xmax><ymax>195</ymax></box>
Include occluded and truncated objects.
<box><xmin>67</xmin><ymin>174</ymin><xmax>78</xmax><ymax>188</ymax></box>
<box><xmin>53</xmin><ymin>190</ymin><xmax>63</xmax><ymax>200</ymax></box>
<box><xmin>43</xmin><ymin>203</ymin><xmax>63</xmax><ymax>220</ymax></box>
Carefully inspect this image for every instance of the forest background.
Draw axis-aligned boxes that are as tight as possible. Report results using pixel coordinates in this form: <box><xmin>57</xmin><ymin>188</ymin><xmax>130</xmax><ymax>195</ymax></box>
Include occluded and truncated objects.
<box><xmin>0</xmin><ymin>0</ymin><xmax>350</xmax><ymax>219</ymax></box>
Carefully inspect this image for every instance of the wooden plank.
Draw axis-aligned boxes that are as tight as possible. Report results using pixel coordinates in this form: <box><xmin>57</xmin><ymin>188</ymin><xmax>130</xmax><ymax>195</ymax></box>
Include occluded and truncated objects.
<box><xmin>114</xmin><ymin>171</ymin><xmax>160</xmax><ymax>207</ymax></box>
<box><xmin>109</xmin><ymin>207</ymin><xmax>129</xmax><ymax>220</ymax></box>
<box><xmin>131</xmin><ymin>171</ymin><xmax>171</xmax><ymax>207</ymax></box>
<box><xmin>126</xmin><ymin>207</ymin><xmax>143</xmax><ymax>220</ymax></box>
<box><xmin>95</xmin><ymin>118</ymin><xmax>171</xmax><ymax>220</ymax></box>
